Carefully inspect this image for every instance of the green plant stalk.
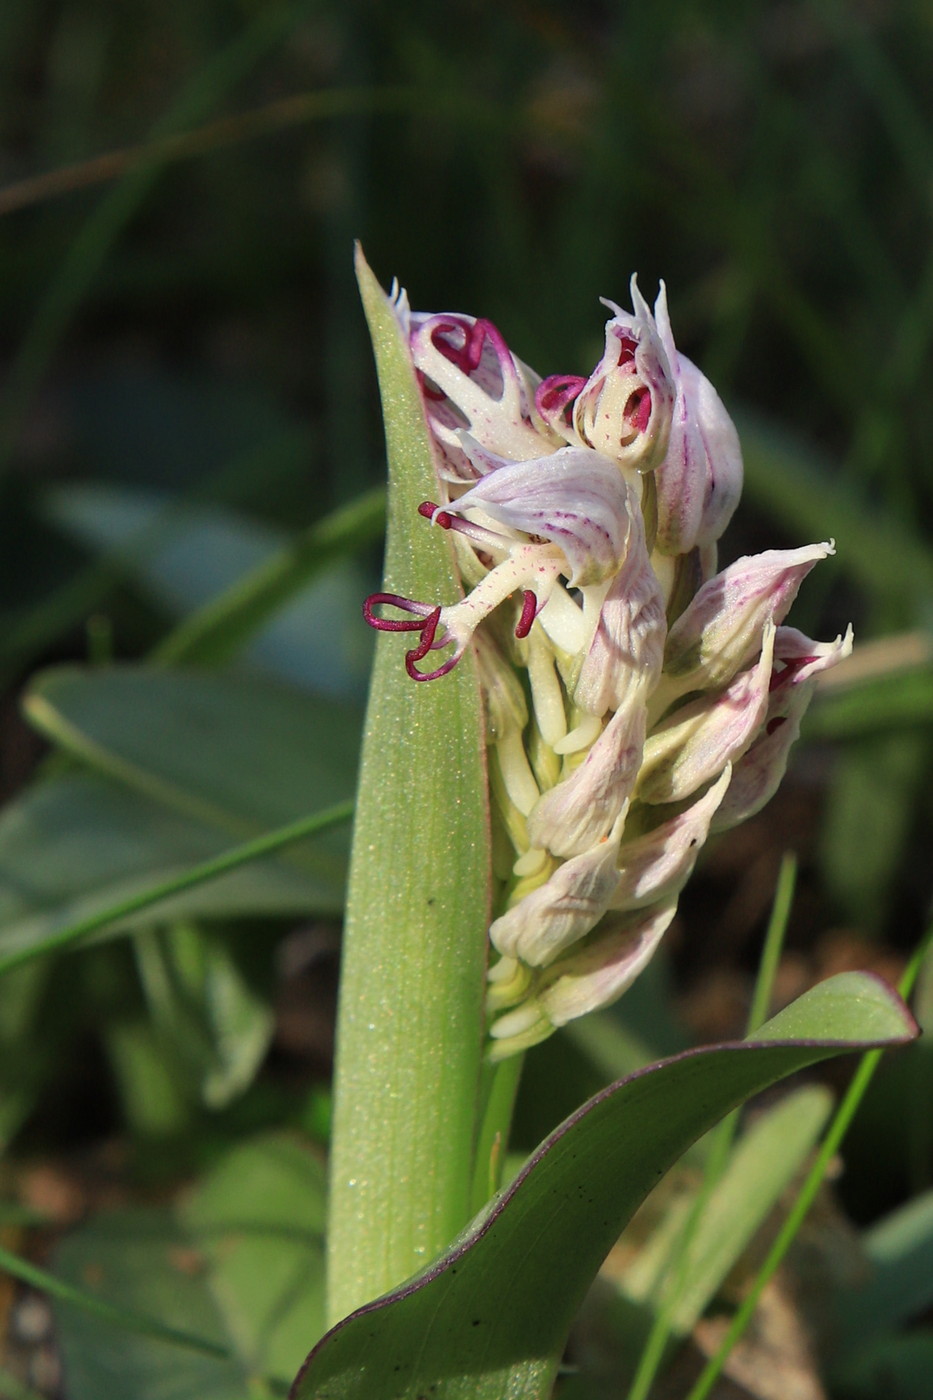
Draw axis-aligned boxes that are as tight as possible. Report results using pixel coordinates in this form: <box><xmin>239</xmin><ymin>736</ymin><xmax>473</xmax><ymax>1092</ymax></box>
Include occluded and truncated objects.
<box><xmin>470</xmin><ymin>1055</ymin><xmax>524</xmax><ymax>1215</ymax></box>
<box><xmin>625</xmin><ymin>853</ymin><xmax>798</xmax><ymax>1400</ymax></box>
<box><xmin>685</xmin><ymin>916</ymin><xmax>933</xmax><ymax>1400</ymax></box>
<box><xmin>325</xmin><ymin>251</ymin><xmax>490</xmax><ymax>1326</ymax></box>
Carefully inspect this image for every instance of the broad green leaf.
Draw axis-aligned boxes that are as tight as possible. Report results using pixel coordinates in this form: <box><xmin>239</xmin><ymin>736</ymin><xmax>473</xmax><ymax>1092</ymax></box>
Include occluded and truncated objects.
<box><xmin>293</xmin><ymin>973</ymin><xmax>915</xmax><ymax>1400</ymax></box>
<box><xmin>24</xmin><ymin>665</ymin><xmax>360</xmax><ymax>839</ymax></box>
<box><xmin>181</xmin><ymin>1135</ymin><xmax>328</xmax><ymax>1379</ymax></box>
<box><xmin>53</xmin><ymin>1134</ymin><xmax>326</xmax><ymax>1399</ymax></box>
<box><xmin>621</xmin><ymin>1084</ymin><xmax>832</xmax><ymax>1334</ymax></box>
<box><xmin>834</xmin><ymin>1188</ymin><xmax>933</xmax><ymax>1349</ymax></box>
<box><xmin>0</xmin><ymin>773</ymin><xmax>342</xmax><ymax>967</ymax></box>
<box><xmin>325</xmin><ymin>251</ymin><xmax>490</xmax><ymax>1322</ymax></box>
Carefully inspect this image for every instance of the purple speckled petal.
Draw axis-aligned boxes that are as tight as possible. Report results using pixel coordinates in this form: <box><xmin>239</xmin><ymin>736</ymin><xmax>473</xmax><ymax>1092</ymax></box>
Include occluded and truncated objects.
<box><xmin>453</xmin><ymin>442</ymin><xmax>637</xmax><ymax>587</ymax></box>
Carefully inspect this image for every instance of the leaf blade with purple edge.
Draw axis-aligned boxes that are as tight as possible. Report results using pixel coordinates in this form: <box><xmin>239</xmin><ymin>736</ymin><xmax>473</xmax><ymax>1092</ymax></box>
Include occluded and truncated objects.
<box><xmin>291</xmin><ymin>972</ymin><xmax>916</xmax><ymax>1400</ymax></box>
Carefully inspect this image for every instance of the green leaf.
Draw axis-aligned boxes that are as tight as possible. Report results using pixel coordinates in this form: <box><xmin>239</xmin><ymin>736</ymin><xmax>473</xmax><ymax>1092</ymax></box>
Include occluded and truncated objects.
<box><xmin>0</xmin><ymin>773</ymin><xmax>344</xmax><ymax>968</ymax></box>
<box><xmin>0</xmin><ymin>962</ymin><xmax>54</xmax><ymax>1143</ymax></box>
<box><xmin>2</xmin><ymin>664</ymin><xmax>358</xmax><ymax>958</ymax></box>
<box><xmin>293</xmin><ymin>973</ymin><xmax>915</xmax><ymax>1400</ymax></box>
<box><xmin>325</xmin><ymin>250</ymin><xmax>490</xmax><ymax>1322</ymax></box>
<box><xmin>834</xmin><ymin>1188</ymin><xmax>933</xmax><ymax>1350</ymax></box>
<box><xmin>133</xmin><ymin>922</ymin><xmax>275</xmax><ymax>1109</ymax></box>
<box><xmin>24</xmin><ymin>665</ymin><xmax>360</xmax><ymax>838</ymax></box>
<box><xmin>621</xmin><ymin>1085</ymin><xmax>833</xmax><ymax>1335</ymax></box>
<box><xmin>52</xmin><ymin>1133</ymin><xmax>326</xmax><ymax>1399</ymax></box>
<box><xmin>45</xmin><ymin>481</ymin><xmax>382</xmax><ymax>694</ymax></box>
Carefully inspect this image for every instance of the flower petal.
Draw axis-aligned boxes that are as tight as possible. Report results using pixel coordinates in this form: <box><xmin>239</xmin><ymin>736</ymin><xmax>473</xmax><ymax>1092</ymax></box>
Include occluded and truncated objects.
<box><xmin>453</xmin><ymin>442</ymin><xmax>638</xmax><ymax>587</ymax></box>
<box><xmin>611</xmin><ymin>765</ymin><xmax>732</xmax><ymax>911</ymax></box>
<box><xmin>570</xmin><ymin>278</ymin><xmax>675</xmax><ymax>472</ymax></box>
<box><xmin>711</xmin><ymin>625</ymin><xmax>854</xmax><ymax>831</ymax></box>
<box><xmin>653</xmin><ymin>287</ymin><xmax>743</xmax><ymax>554</ymax></box>
<box><xmin>662</xmin><ymin>543</ymin><xmax>834</xmax><ymax>695</ymax></box>
<box><xmin>537</xmin><ymin>900</ymin><xmax>678</xmax><ymax>1027</ymax></box>
<box><xmin>571</xmin><ymin>510</ymin><xmax>667</xmax><ymax>716</ymax></box>
<box><xmin>490</xmin><ymin>826</ymin><xmax>625</xmax><ymax>967</ymax></box>
<box><xmin>637</xmin><ymin>624</ymin><xmax>776</xmax><ymax>804</ymax></box>
<box><xmin>408</xmin><ymin>312</ymin><xmax>553</xmax><ymax>476</ymax></box>
<box><xmin>528</xmin><ymin>696</ymin><xmax>647</xmax><ymax>857</ymax></box>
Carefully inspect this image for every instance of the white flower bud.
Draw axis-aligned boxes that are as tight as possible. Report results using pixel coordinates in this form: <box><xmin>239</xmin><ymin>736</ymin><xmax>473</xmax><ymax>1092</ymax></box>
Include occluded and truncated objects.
<box><xmin>652</xmin><ymin>286</ymin><xmax>743</xmax><ymax>555</ymax></box>
<box><xmin>661</xmin><ymin>543</ymin><xmax>834</xmax><ymax>698</ymax></box>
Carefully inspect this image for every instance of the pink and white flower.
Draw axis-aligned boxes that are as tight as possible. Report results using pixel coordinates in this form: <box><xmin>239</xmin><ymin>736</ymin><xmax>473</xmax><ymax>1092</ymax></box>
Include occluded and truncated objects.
<box><xmin>367</xmin><ymin>278</ymin><xmax>850</xmax><ymax>1057</ymax></box>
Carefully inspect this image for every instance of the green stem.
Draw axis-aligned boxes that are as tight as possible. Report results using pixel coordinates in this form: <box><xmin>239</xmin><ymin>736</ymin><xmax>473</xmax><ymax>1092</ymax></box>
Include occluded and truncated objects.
<box><xmin>470</xmin><ymin>1054</ymin><xmax>524</xmax><ymax>1215</ymax></box>
<box><xmin>625</xmin><ymin>853</ymin><xmax>797</xmax><ymax>1400</ymax></box>
<box><xmin>0</xmin><ymin>1244</ymin><xmax>228</xmax><ymax>1360</ymax></box>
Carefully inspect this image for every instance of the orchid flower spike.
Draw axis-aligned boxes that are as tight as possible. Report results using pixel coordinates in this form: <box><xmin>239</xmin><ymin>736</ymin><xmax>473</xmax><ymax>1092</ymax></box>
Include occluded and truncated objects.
<box><xmin>367</xmin><ymin>276</ymin><xmax>852</xmax><ymax>1057</ymax></box>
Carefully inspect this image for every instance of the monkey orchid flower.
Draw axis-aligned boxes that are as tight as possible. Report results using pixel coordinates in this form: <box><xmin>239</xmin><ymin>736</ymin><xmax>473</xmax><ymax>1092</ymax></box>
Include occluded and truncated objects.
<box><xmin>365</xmin><ymin>279</ymin><xmax>851</xmax><ymax>1057</ymax></box>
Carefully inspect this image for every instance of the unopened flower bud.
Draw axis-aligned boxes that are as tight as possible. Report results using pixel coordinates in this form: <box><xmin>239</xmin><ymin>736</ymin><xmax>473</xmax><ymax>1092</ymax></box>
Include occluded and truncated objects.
<box><xmin>712</xmin><ymin>625</ymin><xmax>853</xmax><ymax>831</ymax></box>
<box><xmin>611</xmin><ymin>765</ymin><xmax>732</xmax><ymax>912</ymax></box>
<box><xmin>660</xmin><ymin>542</ymin><xmax>835</xmax><ymax>700</ymax></box>
<box><xmin>487</xmin><ymin>901</ymin><xmax>678</xmax><ymax>1057</ymax></box>
<box><xmin>528</xmin><ymin>696</ymin><xmax>647</xmax><ymax>857</ymax></box>
<box><xmin>490</xmin><ymin>820</ymin><xmax>625</xmax><ymax>967</ymax></box>
<box><xmin>652</xmin><ymin>286</ymin><xmax>743</xmax><ymax>555</ymax></box>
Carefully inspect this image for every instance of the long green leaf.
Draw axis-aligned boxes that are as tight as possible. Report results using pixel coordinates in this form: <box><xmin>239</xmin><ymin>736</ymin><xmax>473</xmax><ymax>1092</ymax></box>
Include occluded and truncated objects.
<box><xmin>621</xmin><ymin>1084</ymin><xmax>832</xmax><ymax>1335</ymax></box>
<box><xmin>0</xmin><ymin>780</ymin><xmax>352</xmax><ymax>975</ymax></box>
<box><xmin>325</xmin><ymin>250</ymin><xmax>490</xmax><ymax>1323</ymax></box>
<box><xmin>24</xmin><ymin>666</ymin><xmax>360</xmax><ymax>839</ymax></box>
<box><xmin>292</xmin><ymin>973</ymin><xmax>915</xmax><ymax>1400</ymax></box>
<box><xmin>834</xmin><ymin>1188</ymin><xmax>933</xmax><ymax>1350</ymax></box>
<box><xmin>46</xmin><ymin>479</ymin><xmax>384</xmax><ymax>692</ymax></box>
